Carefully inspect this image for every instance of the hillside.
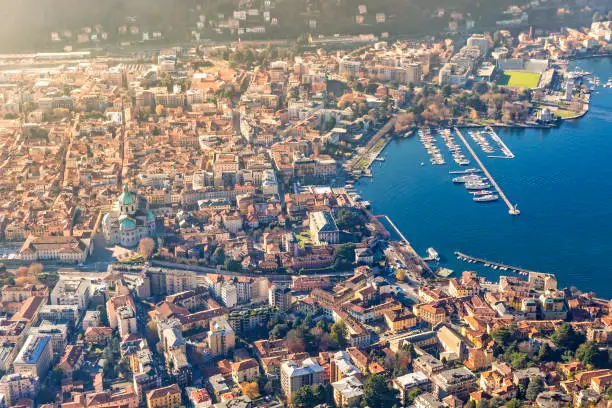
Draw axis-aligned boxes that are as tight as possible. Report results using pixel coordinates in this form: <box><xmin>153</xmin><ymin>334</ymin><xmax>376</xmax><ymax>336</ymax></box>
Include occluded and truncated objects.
<box><xmin>1</xmin><ymin>0</ymin><xmax>530</xmax><ymax>52</ymax></box>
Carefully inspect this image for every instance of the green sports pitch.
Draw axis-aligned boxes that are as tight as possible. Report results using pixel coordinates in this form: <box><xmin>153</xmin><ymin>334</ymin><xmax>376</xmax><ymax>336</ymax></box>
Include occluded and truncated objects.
<box><xmin>498</xmin><ymin>71</ymin><xmax>541</xmax><ymax>89</ymax></box>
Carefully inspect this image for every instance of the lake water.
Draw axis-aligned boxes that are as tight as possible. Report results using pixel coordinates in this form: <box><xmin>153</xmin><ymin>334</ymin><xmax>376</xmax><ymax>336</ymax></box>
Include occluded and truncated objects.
<box><xmin>357</xmin><ymin>57</ymin><xmax>612</xmax><ymax>297</ymax></box>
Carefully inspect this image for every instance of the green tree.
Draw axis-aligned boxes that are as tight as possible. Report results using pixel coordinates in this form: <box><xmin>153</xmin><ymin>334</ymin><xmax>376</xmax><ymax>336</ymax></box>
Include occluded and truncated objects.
<box><xmin>292</xmin><ymin>385</ymin><xmax>317</xmax><ymax>408</ymax></box>
<box><xmin>407</xmin><ymin>388</ymin><xmax>422</xmax><ymax>403</ymax></box>
<box><xmin>336</xmin><ymin>209</ymin><xmax>362</xmax><ymax>232</ymax></box>
<box><xmin>333</xmin><ymin>243</ymin><xmax>355</xmax><ymax>270</ymax></box>
<box><xmin>575</xmin><ymin>341</ymin><xmax>609</xmax><ymax>368</ymax></box>
<box><xmin>224</xmin><ymin>259</ymin><xmax>242</xmax><ymax>272</ymax></box>
<box><xmin>51</xmin><ymin>367</ymin><xmax>63</xmax><ymax>386</ymax></box>
<box><xmin>477</xmin><ymin>400</ymin><xmax>489</xmax><ymax>408</ymax></box>
<box><xmin>505</xmin><ymin>399</ymin><xmax>522</xmax><ymax>408</ymax></box>
<box><xmin>491</xmin><ymin>323</ymin><xmax>520</xmax><ymax>348</ymax></box>
<box><xmin>362</xmin><ymin>375</ymin><xmax>399</xmax><ymax>408</ymax></box>
<box><xmin>509</xmin><ymin>352</ymin><xmax>529</xmax><ymax>370</ymax></box>
<box><xmin>330</xmin><ymin>321</ymin><xmax>347</xmax><ymax>348</ymax></box>
<box><xmin>551</xmin><ymin>322</ymin><xmax>585</xmax><ymax>352</ymax></box>
<box><xmin>213</xmin><ymin>247</ymin><xmax>226</xmax><ymax>265</ymax></box>
<box><xmin>525</xmin><ymin>377</ymin><xmax>544</xmax><ymax>401</ymax></box>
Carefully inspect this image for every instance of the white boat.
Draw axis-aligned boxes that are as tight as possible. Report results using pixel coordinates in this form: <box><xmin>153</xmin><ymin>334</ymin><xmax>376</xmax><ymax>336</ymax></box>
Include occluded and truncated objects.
<box><xmin>473</xmin><ymin>194</ymin><xmax>499</xmax><ymax>202</ymax></box>
<box><xmin>426</xmin><ymin>247</ymin><xmax>440</xmax><ymax>261</ymax></box>
<box><xmin>470</xmin><ymin>190</ymin><xmax>494</xmax><ymax>196</ymax></box>
<box><xmin>452</xmin><ymin>175</ymin><xmax>484</xmax><ymax>183</ymax></box>
<box><xmin>465</xmin><ymin>182</ymin><xmax>492</xmax><ymax>190</ymax></box>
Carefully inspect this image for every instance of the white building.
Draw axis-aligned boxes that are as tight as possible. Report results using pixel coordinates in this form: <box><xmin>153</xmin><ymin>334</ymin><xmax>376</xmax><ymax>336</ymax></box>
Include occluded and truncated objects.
<box><xmin>467</xmin><ymin>34</ymin><xmax>490</xmax><ymax>56</ymax></box>
<box><xmin>50</xmin><ymin>277</ymin><xmax>91</xmax><ymax>311</ymax></box>
<box><xmin>19</xmin><ymin>236</ymin><xmax>92</xmax><ymax>263</ymax></box>
<box><xmin>102</xmin><ymin>184</ymin><xmax>156</xmax><ymax>247</ymax></box>
<box><xmin>281</xmin><ymin>358</ymin><xmax>324</xmax><ymax>402</ymax></box>
<box><xmin>117</xmin><ymin>306</ymin><xmax>138</xmax><ymax>337</ymax></box>
<box><xmin>220</xmin><ymin>284</ymin><xmax>238</xmax><ymax>308</ymax></box>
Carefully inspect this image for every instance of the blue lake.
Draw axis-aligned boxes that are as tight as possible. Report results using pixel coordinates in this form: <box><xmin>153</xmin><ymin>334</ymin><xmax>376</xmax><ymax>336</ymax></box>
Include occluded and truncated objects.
<box><xmin>357</xmin><ymin>57</ymin><xmax>612</xmax><ymax>297</ymax></box>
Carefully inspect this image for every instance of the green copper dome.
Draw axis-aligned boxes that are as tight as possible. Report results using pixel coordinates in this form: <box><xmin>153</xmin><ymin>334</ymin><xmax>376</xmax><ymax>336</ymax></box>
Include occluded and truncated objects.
<box><xmin>118</xmin><ymin>184</ymin><xmax>135</xmax><ymax>206</ymax></box>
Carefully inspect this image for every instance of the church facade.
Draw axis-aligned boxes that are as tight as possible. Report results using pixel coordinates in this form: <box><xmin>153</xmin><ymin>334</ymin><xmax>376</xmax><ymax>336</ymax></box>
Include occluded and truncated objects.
<box><xmin>102</xmin><ymin>185</ymin><xmax>156</xmax><ymax>247</ymax></box>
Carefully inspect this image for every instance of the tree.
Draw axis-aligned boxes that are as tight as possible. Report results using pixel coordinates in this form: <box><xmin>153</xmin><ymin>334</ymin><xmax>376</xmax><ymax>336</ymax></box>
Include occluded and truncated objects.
<box><xmin>395</xmin><ymin>269</ymin><xmax>407</xmax><ymax>282</ymax></box>
<box><xmin>505</xmin><ymin>399</ymin><xmax>522</xmax><ymax>408</ymax></box>
<box><xmin>336</xmin><ymin>209</ymin><xmax>362</xmax><ymax>232</ymax></box>
<box><xmin>333</xmin><ymin>243</ymin><xmax>355</xmax><ymax>270</ymax></box>
<box><xmin>138</xmin><ymin>237</ymin><xmax>155</xmax><ymax>259</ymax></box>
<box><xmin>28</xmin><ymin>263</ymin><xmax>43</xmax><ymax>275</ymax></box>
<box><xmin>575</xmin><ymin>341</ymin><xmax>609</xmax><ymax>368</ymax></box>
<box><xmin>551</xmin><ymin>322</ymin><xmax>585</xmax><ymax>352</ymax></box>
<box><xmin>490</xmin><ymin>397</ymin><xmax>505</xmax><ymax>408</ymax></box>
<box><xmin>286</xmin><ymin>329</ymin><xmax>306</xmax><ymax>353</ymax></box>
<box><xmin>363</xmin><ymin>375</ymin><xmax>399</xmax><ymax>408</ymax></box>
<box><xmin>270</xmin><ymin>323</ymin><xmax>289</xmax><ymax>340</ymax></box>
<box><xmin>155</xmin><ymin>105</ymin><xmax>165</xmax><ymax>116</ymax></box>
<box><xmin>477</xmin><ymin>400</ymin><xmax>489</xmax><ymax>408</ymax></box>
<box><xmin>51</xmin><ymin>367</ymin><xmax>63</xmax><ymax>386</ymax></box>
<box><xmin>15</xmin><ymin>276</ymin><xmax>38</xmax><ymax>285</ymax></box>
<box><xmin>242</xmin><ymin>381</ymin><xmax>260</xmax><ymax>399</ymax></box>
<box><xmin>491</xmin><ymin>324</ymin><xmax>520</xmax><ymax>348</ymax></box>
<box><xmin>213</xmin><ymin>247</ymin><xmax>226</xmax><ymax>265</ymax></box>
<box><xmin>14</xmin><ymin>266</ymin><xmax>28</xmax><ymax>278</ymax></box>
<box><xmin>442</xmin><ymin>84</ymin><xmax>453</xmax><ymax>97</ymax></box>
<box><xmin>525</xmin><ymin>377</ymin><xmax>544</xmax><ymax>401</ymax></box>
<box><xmin>224</xmin><ymin>259</ymin><xmax>242</xmax><ymax>272</ymax></box>
<box><xmin>407</xmin><ymin>388</ymin><xmax>422</xmax><ymax>403</ymax></box>
<box><xmin>537</xmin><ymin>343</ymin><xmax>560</xmax><ymax>363</ymax></box>
<box><xmin>311</xmin><ymin>326</ymin><xmax>330</xmax><ymax>349</ymax></box>
<box><xmin>330</xmin><ymin>321</ymin><xmax>347</xmax><ymax>348</ymax></box>
<box><xmin>509</xmin><ymin>352</ymin><xmax>528</xmax><ymax>370</ymax></box>
<box><xmin>292</xmin><ymin>386</ymin><xmax>317</xmax><ymax>408</ymax></box>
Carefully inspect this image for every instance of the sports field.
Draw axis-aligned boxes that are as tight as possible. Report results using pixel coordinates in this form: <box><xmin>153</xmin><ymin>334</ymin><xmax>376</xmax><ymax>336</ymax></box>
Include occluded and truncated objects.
<box><xmin>498</xmin><ymin>71</ymin><xmax>541</xmax><ymax>88</ymax></box>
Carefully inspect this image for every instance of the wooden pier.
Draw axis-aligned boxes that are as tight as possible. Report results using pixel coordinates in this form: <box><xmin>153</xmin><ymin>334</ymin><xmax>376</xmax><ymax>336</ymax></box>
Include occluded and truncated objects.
<box><xmin>455</xmin><ymin>127</ymin><xmax>520</xmax><ymax>215</ymax></box>
<box><xmin>454</xmin><ymin>251</ymin><xmax>546</xmax><ymax>277</ymax></box>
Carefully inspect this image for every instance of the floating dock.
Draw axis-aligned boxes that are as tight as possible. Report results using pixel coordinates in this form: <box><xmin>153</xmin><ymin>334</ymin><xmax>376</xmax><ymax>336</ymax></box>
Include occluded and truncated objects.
<box><xmin>454</xmin><ymin>128</ymin><xmax>520</xmax><ymax>215</ymax></box>
<box><xmin>454</xmin><ymin>251</ymin><xmax>546</xmax><ymax>277</ymax></box>
<box><xmin>486</xmin><ymin>126</ymin><xmax>515</xmax><ymax>159</ymax></box>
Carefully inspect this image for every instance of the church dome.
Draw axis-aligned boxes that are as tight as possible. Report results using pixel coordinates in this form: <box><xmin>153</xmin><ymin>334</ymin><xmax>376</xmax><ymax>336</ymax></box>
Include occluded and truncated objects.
<box><xmin>120</xmin><ymin>218</ymin><xmax>136</xmax><ymax>230</ymax></box>
<box><xmin>118</xmin><ymin>184</ymin><xmax>135</xmax><ymax>206</ymax></box>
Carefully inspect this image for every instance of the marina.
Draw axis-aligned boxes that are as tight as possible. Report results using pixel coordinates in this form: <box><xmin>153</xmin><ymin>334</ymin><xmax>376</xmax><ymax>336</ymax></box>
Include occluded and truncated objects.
<box><xmin>418</xmin><ymin>128</ymin><xmax>445</xmax><ymax>165</ymax></box>
<box><xmin>440</xmin><ymin>128</ymin><xmax>470</xmax><ymax>166</ymax></box>
<box><xmin>468</xmin><ymin>127</ymin><xmax>516</xmax><ymax>159</ymax></box>
<box><xmin>454</xmin><ymin>251</ymin><xmax>545</xmax><ymax>277</ymax></box>
<box><xmin>486</xmin><ymin>126</ymin><xmax>516</xmax><ymax>159</ymax></box>
<box><xmin>454</xmin><ymin>127</ymin><xmax>520</xmax><ymax>215</ymax></box>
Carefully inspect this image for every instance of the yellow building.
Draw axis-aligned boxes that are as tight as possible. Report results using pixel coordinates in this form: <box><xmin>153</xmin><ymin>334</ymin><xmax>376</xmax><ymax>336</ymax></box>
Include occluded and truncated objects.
<box><xmin>146</xmin><ymin>384</ymin><xmax>181</xmax><ymax>408</ymax></box>
<box><xmin>413</xmin><ymin>303</ymin><xmax>446</xmax><ymax>325</ymax></box>
<box><xmin>384</xmin><ymin>310</ymin><xmax>417</xmax><ymax>332</ymax></box>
